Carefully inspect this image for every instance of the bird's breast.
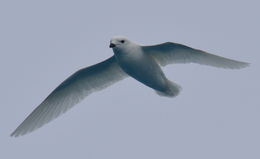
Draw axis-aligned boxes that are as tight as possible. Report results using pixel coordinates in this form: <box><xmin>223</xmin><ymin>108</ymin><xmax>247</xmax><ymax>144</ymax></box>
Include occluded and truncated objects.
<box><xmin>115</xmin><ymin>52</ymin><xmax>168</xmax><ymax>92</ymax></box>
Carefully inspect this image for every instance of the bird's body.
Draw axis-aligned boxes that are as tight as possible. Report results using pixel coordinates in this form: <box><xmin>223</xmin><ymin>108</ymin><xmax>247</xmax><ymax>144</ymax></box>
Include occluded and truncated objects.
<box><xmin>113</xmin><ymin>42</ymin><xmax>169</xmax><ymax>94</ymax></box>
<box><xmin>11</xmin><ymin>36</ymin><xmax>249</xmax><ymax>137</ymax></box>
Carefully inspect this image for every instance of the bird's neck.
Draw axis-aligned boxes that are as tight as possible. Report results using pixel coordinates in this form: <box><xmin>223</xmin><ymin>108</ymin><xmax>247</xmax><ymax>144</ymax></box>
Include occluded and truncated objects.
<box><xmin>113</xmin><ymin>45</ymin><xmax>144</xmax><ymax>67</ymax></box>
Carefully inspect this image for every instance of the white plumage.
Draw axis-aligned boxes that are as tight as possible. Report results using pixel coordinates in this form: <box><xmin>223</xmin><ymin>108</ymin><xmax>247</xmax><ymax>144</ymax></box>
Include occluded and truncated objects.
<box><xmin>11</xmin><ymin>36</ymin><xmax>249</xmax><ymax>137</ymax></box>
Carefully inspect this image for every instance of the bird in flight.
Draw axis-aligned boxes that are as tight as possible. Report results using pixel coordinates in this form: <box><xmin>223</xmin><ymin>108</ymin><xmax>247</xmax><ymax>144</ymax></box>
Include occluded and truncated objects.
<box><xmin>11</xmin><ymin>36</ymin><xmax>249</xmax><ymax>137</ymax></box>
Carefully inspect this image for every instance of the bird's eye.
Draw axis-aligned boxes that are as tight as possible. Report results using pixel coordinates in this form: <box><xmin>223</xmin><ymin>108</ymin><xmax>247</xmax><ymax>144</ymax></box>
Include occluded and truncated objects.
<box><xmin>120</xmin><ymin>40</ymin><xmax>125</xmax><ymax>43</ymax></box>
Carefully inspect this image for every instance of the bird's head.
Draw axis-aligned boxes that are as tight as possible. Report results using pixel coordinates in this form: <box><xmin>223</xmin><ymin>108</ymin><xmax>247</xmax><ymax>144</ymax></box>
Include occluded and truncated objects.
<box><xmin>109</xmin><ymin>36</ymin><xmax>131</xmax><ymax>49</ymax></box>
<box><xmin>109</xmin><ymin>36</ymin><xmax>140</xmax><ymax>56</ymax></box>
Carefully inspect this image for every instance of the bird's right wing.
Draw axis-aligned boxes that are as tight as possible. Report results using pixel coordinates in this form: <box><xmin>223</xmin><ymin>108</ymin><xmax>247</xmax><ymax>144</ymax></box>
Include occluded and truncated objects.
<box><xmin>143</xmin><ymin>42</ymin><xmax>249</xmax><ymax>69</ymax></box>
<box><xmin>11</xmin><ymin>56</ymin><xmax>127</xmax><ymax>137</ymax></box>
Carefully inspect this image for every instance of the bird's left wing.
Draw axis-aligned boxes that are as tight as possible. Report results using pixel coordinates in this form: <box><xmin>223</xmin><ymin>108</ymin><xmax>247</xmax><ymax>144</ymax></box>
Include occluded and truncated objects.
<box><xmin>11</xmin><ymin>56</ymin><xmax>127</xmax><ymax>137</ymax></box>
<box><xmin>142</xmin><ymin>42</ymin><xmax>249</xmax><ymax>69</ymax></box>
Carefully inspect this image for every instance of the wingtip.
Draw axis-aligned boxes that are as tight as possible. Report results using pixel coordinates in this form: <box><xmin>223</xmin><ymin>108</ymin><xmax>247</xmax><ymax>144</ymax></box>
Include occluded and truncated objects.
<box><xmin>10</xmin><ymin>126</ymin><xmax>34</xmax><ymax>137</ymax></box>
<box><xmin>227</xmin><ymin>61</ymin><xmax>250</xmax><ymax>70</ymax></box>
<box><xmin>10</xmin><ymin>126</ymin><xmax>29</xmax><ymax>137</ymax></box>
<box><xmin>237</xmin><ymin>61</ymin><xmax>250</xmax><ymax>69</ymax></box>
<box><xmin>245</xmin><ymin>62</ymin><xmax>250</xmax><ymax>67</ymax></box>
<box><xmin>10</xmin><ymin>129</ymin><xmax>20</xmax><ymax>137</ymax></box>
<box><xmin>10</xmin><ymin>132</ymin><xmax>18</xmax><ymax>138</ymax></box>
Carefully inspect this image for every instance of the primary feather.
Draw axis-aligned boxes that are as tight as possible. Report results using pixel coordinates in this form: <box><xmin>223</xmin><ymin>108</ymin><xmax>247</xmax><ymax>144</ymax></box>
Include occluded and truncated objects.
<box><xmin>143</xmin><ymin>42</ymin><xmax>249</xmax><ymax>69</ymax></box>
<box><xmin>11</xmin><ymin>56</ymin><xmax>127</xmax><ymax>137</ymax></box>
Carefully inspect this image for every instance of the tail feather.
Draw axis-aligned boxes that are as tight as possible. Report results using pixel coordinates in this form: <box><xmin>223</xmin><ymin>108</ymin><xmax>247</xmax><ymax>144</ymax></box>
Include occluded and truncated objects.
<box><xmin>156</xmin><ymin>80</ymin><xmax>182</xmax><ymax>97</ymax></box>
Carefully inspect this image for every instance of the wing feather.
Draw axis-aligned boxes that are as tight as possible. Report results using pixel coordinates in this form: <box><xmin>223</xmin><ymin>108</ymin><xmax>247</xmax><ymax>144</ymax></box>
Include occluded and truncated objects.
<box><xmin>143</xmin><ymin>42</ymin><xmax>249</xmax><ymax>69</ymax></box>
<box><xmin>11</xmin><ymin>56</ymin><xmax>127</xmax><ymax>137</ymax></box>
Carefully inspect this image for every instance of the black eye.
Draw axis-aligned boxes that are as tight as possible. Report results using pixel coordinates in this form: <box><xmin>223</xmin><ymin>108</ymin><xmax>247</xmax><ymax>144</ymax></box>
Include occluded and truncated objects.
<box><xmin>120</xmin><ymin>40</ymin><xmax>125</xmax><ymax>43</ymax></box>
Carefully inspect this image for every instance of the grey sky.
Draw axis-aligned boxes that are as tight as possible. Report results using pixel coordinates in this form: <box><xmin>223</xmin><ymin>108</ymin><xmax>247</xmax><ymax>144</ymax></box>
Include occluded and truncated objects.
<box><xmin>0</xmin><ymin>0</ymin><xmax>259</xmax><ymax>158</ymax></box>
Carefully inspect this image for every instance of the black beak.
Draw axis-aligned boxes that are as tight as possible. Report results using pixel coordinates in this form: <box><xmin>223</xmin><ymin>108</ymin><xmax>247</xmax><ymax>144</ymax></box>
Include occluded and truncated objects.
<box><xmin>109</xmin><ymin>43</ymin><xmax>116</xmax><ymax>48</ymax></box>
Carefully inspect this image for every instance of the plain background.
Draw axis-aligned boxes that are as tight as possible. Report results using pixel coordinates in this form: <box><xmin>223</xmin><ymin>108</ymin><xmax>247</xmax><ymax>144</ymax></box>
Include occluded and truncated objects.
<box><xmin>0</xmin><ymin>0</ymin><xmax>259</xmax><ymax>158</ymax></box>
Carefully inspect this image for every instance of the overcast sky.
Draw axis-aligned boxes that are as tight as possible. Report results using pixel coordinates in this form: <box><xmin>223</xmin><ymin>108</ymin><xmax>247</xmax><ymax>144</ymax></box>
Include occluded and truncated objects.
<box><xmin>0</xmin><ymin>0</ymin><xmax>259</xmax><ymax>158</ymax></box>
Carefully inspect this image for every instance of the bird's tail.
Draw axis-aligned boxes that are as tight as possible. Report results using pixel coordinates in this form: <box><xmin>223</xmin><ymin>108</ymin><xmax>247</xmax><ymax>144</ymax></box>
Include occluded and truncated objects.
<box><xmin>156</xmin><ymin>80</ymin><xmax>182</xmax><ymax>98</ymax></box>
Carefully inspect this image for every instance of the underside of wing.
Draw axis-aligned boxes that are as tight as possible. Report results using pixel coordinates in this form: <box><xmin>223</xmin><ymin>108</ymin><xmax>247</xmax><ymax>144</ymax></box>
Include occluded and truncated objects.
<box><xmin>11</xmin><ymin>56</ymin><xmax>127</xmax><ymax>137</ymax></box>
<box><xmin>143</xmin><ymin>42</ymin><xmax>249</xmax><ymax>69</ymax></box>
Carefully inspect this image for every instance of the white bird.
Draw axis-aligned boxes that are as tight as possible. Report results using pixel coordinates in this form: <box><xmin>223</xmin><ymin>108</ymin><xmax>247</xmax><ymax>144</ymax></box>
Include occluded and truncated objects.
<box><xmin>11</xmin><ymin>36</ymin><xmax>249</xmax><ymax>137</ymax></box>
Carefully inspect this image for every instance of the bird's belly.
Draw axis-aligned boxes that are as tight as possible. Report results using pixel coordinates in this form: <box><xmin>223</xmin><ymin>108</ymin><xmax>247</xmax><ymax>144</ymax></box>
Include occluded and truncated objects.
<box><xmin>118</xmin><ymin>56</ymin><xmax>168</xmax><ymax>92</ymax></box>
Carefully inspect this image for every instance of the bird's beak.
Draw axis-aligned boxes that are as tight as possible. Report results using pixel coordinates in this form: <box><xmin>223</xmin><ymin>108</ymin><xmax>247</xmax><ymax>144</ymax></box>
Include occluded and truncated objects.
<box><xmin>109</xmin><ymin>43</ymin><xmax>116</xmax><ymax>48</ymax></box>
